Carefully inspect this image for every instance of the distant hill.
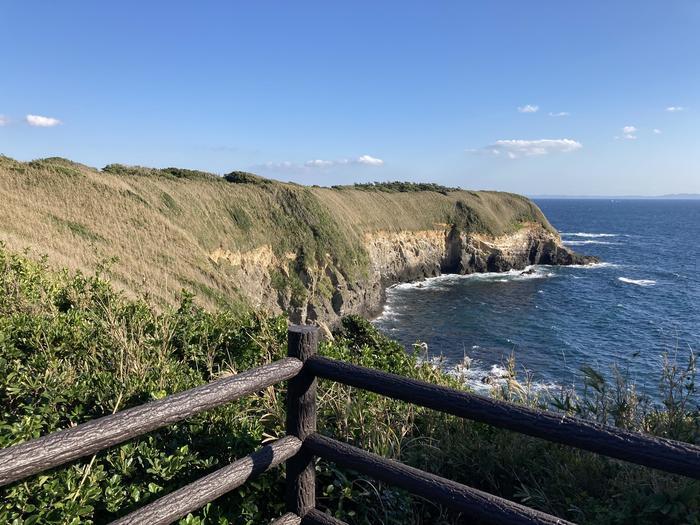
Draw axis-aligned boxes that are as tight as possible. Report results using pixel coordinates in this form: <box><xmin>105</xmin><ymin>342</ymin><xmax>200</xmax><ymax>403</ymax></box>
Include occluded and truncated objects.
<box><xmin>0</xmin><ymin>155</ymin><xmax>577</xmax><ymax>325</ymax></box>
<box><xmin>531</xmin><ymin>193</ymin><xmax>700</xmax><ymax>200</ymax></box>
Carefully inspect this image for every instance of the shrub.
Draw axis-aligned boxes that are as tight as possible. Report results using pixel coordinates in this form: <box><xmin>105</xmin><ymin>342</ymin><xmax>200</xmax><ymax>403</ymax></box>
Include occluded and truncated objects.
<box><xmin>0</xmin><ymin>246</ymin><xmax>698</xmax><ymax>524</ymax></box>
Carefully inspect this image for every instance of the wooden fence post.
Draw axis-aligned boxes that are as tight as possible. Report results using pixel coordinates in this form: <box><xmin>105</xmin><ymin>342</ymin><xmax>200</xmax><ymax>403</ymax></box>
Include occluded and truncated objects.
<box><xmin>286</xmin><ymin>325</ymin><xmax>319</xmax><ymax>517</ymax></box>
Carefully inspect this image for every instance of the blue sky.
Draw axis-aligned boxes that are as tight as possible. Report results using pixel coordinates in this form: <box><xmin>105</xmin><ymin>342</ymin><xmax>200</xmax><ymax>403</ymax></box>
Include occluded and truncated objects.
<box><xmin>1</xmin><ymin>1</ymin><xmax>698</xmax><ymax>195</ymax></box>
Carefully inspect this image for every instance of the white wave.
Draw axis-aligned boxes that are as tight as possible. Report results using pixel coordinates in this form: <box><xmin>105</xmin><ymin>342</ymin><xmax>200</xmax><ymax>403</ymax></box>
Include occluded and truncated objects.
<box><xmin>418</xmin><ymin>351</ymin><xmax>560</xmax><ymax>396</ymax></box>
<box><xmin>563</xmin><ymin>240</ymin><xmax>617</xmax><ymax>246</ymax></box>
<box><xmin>449</xmin><ymin>360</ymin><xmax>558</xmax><ymax>395</ymax></box>
<box><xmin>379</xmin><ymin>304</ymin><xmax>403</xmax><ymax>320</ymax></box>
<box><xmin>564</xmin><ymin>262</ymin><xmax>619</xmax><ymax>269</ymax></box>
<box><xmin>562</xmin><ymin>232</ymin><xmax>619</xmax><ymax>238</ymax></box>
<box><xmin>389</xmin><ymin>266</ymin><xmax>556</xmax><ymax>292</ymax></box>
<box><xmin>618</xmin><ymin>277</ymin><xmax>656</xmax><ymax>287</ymax></box>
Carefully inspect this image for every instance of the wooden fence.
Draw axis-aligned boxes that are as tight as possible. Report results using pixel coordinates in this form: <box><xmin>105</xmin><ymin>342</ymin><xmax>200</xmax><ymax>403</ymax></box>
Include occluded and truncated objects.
<box><xmin>0</xmin><ymin>325</ymin><xmax>698</xmax><ymax>524</ymax></box>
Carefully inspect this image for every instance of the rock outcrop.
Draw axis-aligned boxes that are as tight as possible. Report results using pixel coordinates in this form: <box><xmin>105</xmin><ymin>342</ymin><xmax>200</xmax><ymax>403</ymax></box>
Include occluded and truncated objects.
<box><xmin>300</xmin><ymin>222</ymin><xmax>595</xmax><ymax>324</ymax></box>
<box><xmin>214</xmin><ymin>222</ymin><xmax>597</xmax><ymax>326</ymax></box>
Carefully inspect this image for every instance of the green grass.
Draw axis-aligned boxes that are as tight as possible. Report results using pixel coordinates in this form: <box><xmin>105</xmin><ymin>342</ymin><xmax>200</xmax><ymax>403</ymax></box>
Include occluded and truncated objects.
<box><xmin>49</xmin><ymin>215</ymin><xmax>106</xmax><ymax>243</ymax></box>
<box><xmin>0</xmin><ymin>244</ymin><xmax>698</xmax><ymax>524</ymax></box>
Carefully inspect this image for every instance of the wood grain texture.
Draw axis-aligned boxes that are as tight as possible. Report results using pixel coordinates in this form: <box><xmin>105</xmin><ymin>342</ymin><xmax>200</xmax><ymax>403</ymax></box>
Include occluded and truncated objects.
<box><xmin>300</xmin><ymin>509</ymin><xmax>350</xmax><ymax>525</ymax></box>
<box><xmin>0</xmin><ymin>358</ymin><xmax>302</xmax><ymax>487</ymax></box>
<box><xmin>307</xmin><ymin>355</ymin><xmax>700</xmax><ymax>479</ymax></box>
<box><xmin>109</xmin><ymin>436</ymin><xmax>301</xmax><ymax>525</ymax></box>
<box><xmin>271</xmin><ymin>512</ymin><xmax>303</xmax><ymax>525</ymax></box>
<box><xmin>286</xmin><ymin>326</ymin><xmax>319</xmax><ymax>516</ymax></box>
<box><xmin>305</xmin><ymin>433</ymin><xmax>572</xmax><ymax>525</ymax></box>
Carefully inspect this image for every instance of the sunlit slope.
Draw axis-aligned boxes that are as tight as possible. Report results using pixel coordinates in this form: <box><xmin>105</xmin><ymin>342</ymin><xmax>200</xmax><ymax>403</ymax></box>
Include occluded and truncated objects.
<box><xmin>0</xmin><ymin>156</ymin><xmax>556</xmax><ymax>313</ymax></box>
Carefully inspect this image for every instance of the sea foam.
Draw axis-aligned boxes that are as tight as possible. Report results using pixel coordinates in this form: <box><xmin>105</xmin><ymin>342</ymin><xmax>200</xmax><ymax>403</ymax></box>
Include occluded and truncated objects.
<box><xmin>561</xmin><ymin>232</ymin><xmax>619</xmax><ymax>238</ymax></box>
<box><xmin>618</xmin><ymin>277</ymin><xmax>656</xmax><ymax>286</ymax></box>
<box><xmin>389</xmin><ymin>266</ymin><xmax>556</xmax><ymax>291</ymax></box>
<box><xmin>563</xmin><ymin>240</ymin><xmax>617</xmax><ymax>246</ymax></box>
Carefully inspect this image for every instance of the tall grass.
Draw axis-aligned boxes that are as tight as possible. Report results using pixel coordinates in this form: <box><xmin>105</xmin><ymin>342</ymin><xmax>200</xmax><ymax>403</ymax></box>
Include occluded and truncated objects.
<box><xmin>0</xmin><ymin>155</ymin><xmax>555</xmax><ymax>318</ymax></box>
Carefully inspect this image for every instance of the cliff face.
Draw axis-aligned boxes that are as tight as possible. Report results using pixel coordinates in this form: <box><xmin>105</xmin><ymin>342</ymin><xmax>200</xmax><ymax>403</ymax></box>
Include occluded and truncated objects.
<box><xmin>288</xmin><ymin>222</ymin><xmax>593</xmax><ymax>324</ymax></box>
<box><xmin>206</xmin><ymin>221</ymin><xmax>594</xmax><ymax>326</ymax></box>
<box><xmin>0</xmin><ymin>156</ymin><xmax>596</xmax><ymax>327</ymax></box>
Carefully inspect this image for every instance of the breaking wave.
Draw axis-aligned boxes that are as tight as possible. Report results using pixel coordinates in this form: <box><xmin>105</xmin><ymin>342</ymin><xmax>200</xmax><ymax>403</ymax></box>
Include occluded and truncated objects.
<box><xmin>563</xmin><ymin>262</ymin><xmax>619</xmax><ymax>269</ymax></box>
<box><xmin>424</xmin><ymin>355</ymin><xmax>560</xmax><ymax>396</ymax></box>
<box><xmin>563</xmin><ymin>240</ymin><xmax>618</xmax><ymax>246</ymax></box>
<box><xmin>618</xmin><ymin>277</ymin><xmax>656</xmax><ymax>287</ymax></box>
<box><xmin>389</xmin><ymin>266</ymin><xmax>556</xmax><ymax>292</ymax></box>
<box><xmin>561</xmin><ymin>232</ymin><xmax>619</xmax><ymax>238</ymax></box>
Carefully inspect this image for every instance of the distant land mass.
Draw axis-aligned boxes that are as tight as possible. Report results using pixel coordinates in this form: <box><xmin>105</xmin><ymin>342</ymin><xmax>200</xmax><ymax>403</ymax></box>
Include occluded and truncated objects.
<box><xmin>530</xmin><ymin>193</ymin><xmax>700</xmax><ymax>200</ymax></box>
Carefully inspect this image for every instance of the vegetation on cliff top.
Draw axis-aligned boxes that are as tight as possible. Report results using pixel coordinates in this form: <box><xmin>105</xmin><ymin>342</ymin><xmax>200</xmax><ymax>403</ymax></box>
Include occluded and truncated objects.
<box><xmin>331</xmin><ymin>181</ymin><xmax>461</xmax><ymax>194</ymax></box>
<box><xmin>0</xmin><ymin>156</ymin><xmax>556</xmax><ymax>315</ymax></box>
<box><xmin>0</xmin><ymin>244</ymin><xmax>698</xmax><ymax>524</ymax></box>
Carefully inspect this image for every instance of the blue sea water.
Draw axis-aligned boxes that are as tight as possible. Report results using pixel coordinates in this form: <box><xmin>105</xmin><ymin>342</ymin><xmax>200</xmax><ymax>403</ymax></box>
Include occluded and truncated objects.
<box><xmin>374</xmin><ymin>200</ymin><xmax>700</xmax><ymax>400</ymax></box>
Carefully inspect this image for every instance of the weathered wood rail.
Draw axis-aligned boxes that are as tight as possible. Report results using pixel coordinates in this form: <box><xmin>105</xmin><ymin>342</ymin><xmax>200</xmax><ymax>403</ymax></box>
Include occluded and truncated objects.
<box><xmin>0</xmin><ymin>325</ymin><xmax>698</xmax><ymax>525</ymax></box>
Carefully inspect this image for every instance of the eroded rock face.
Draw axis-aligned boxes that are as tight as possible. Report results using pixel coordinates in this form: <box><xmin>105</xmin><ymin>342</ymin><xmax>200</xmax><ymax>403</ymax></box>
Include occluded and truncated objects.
<box><xmin>210</xmin><ymin>223</ymin><xmax>597</xmax><ymax>326</ymax></box>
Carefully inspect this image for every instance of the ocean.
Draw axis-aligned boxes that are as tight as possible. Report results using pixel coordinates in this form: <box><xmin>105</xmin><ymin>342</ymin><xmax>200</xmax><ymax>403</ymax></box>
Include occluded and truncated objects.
<box><xmin>374</xmin><ymin>199</ymin><xmax>700</xmax><ymax>401</ymax></box>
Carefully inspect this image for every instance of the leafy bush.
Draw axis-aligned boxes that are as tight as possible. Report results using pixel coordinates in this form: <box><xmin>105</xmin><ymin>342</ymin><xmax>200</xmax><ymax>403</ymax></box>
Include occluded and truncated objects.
<box><xmin>223</xmin><ymin>171</ymin><xmax>272</xmax><ymax>185</ymax></box>
<box><xmin>332</xmin><ymin>181</ymin><xmax>461</xmax><ymax>195</ymax></box>
<box><xmin>0</xmin><ymin>245</ymin><xmax>698</xmax><ymax>524</ymax></box>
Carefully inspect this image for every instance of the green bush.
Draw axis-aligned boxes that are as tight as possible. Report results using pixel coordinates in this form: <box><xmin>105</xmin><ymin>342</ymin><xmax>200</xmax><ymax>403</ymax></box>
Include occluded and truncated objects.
<box><xmin>332</xmin><ymin>181</ymin><xmax>460</xmax><ymax>195</ymax></box>
<box><xmin>0</xmin><ymin>245</ymin><xmax>698</xmax><ymax>524</ymax></box>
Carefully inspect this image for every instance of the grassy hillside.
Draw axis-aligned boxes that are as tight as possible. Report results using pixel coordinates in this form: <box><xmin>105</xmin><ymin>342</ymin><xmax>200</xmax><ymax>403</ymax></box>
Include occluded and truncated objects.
<box><xmin>0</xmin><ymin>244</ymin><xmax>697</xmax><ymax>524</ymax></box>
<box><xmin>0</xmin><ymin>156</ymin><xmax>555</xmax><ymax>314</ymax></box>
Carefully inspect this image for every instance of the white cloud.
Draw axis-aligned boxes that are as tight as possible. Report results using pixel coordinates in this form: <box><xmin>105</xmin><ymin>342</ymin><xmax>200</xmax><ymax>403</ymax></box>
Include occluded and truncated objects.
<box><xmin>621</xmin><ymin>125</ymin><xmax>637</xmax><ymax>140</ymax></box>
<box><xmin>0</xmin><ymin>115</ymin><xmax>8</xmax><ymax>126</ymax></box>
<box><xmin>262</xmin><ymin>161</ymin><xmax>295</xmax><ymax>169</ymax></box>
<box><xmin>548</xmin><ymin>111</ymin><xmax>570</xmax><ymax>117</ymax></box>
<box><xmin>305</xmin><ymin>159</ymin><xmax>336</xmax><ymax>168</ymax></box>
<box><xmin>517</xmin><ymin>104</ymin><xmax>539</xmax><ymax>113</ymax></box>
<box><xmin>483</xmin><ymin>139</ymin><xmax>582</xmax><ymax>159</ymax></box>
<box><xmin>356</xmin><ymin>154</ymin><xmax>384</xmax><ymax>166</ymax></box>
<box><xmin>304</xmin><ymin>155</ymin><xmax>383</xmax><ymax>168</ymax></box>
<box><xmin>666</xmin><ymin>106</ymin><xmax>685</xmax><ymax>112</ymax></box>
<box><xmin>264</xmin><ymin>155</ymin><xmax>384</xmax><ymax>171</ymax></box>
<box><xmin>653</xmin><ymin>128</ymin><xmax>662</xmax><ymax>134</ymax></box>
<box><xmin>26</xmin><ymin>114</ymin><xmax>61</xmax><ymax>127</ymax></box>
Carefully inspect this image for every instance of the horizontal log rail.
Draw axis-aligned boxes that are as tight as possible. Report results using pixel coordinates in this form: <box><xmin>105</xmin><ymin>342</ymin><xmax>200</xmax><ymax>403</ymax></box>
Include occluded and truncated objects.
<box><xmin>0</xmin><ymin>357</ymin><xmax>302</xmax><ymax>487</ymax></box>
<box><xmin>271</xmin><ymin>512</ymin><xmax>303</xmax><ymax>525</ymax></box>
<box><xmin>305</xmin><ymin>433</ymin><xmax>571</xmax><ymax>525</ymax></box>
<box><xmin>110</xmin><ymin>436</ymin><xmax>302</xmax><ymax>525</ymax></box>
<box><xmin>301</xmin><ymin>508</ymin><xmax>350</xmax><ymax>524</ymax></box>
<box><xmin>307</xmin><ymin>355</ymin><xmax>700</xmax><ymax>479</ymax></box>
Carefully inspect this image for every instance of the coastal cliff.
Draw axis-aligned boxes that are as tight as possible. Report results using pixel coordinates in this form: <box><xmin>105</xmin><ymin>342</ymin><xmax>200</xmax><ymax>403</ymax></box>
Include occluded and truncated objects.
<box><xmin>286</xmin><ymin>222</ymin><xmax>592</xmax><ymax>324</ymax></box>
<box><xmin>0</xmin><ymin>156</ymin><xmax>595</xmax><ymax>326</ymax></box>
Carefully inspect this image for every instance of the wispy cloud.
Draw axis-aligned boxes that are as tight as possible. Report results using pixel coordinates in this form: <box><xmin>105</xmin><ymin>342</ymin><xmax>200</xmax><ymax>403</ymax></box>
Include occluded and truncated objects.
<box><xmin>666</xmin><ymin>106</ymin><xmax>685</xmax><ymax>112</ymax></box>
<box><xmin>262</xmin><ymin>155</ymin><xmax>385</xmax><ymax>171</ymax></box>
<box><xmin>481</xmin><ymin>139</ymin><xmax>582</xmax><ymax>159</ymax></box>
<box><xmin>304</xmin><ymin>155</ymin><xmax>384</xmax><ymax>168</ymax></box>
<box><xmin>517</xmin><ymin>104</ymin><xmax>539</xmax><ymax>114</ymax></box>
<box><xmin>305</xmin><ymin>159</ymin><xmax>336</xmax><ymax>168</ymax></box>
<box><xmin>26</xmin><ymin>114</ymin><xmax>61</xmax><ymax>127</ymax></box>
<box><xmin>0</xmin><ymin>115</ymin><xmax>8</xmax><ymax>126</ymax></box>
<box><xmin>548</xmin><ymin>111</ymin><xmax>570</xmax><ymax>117</ymax></box>
<box><xmin>653</xmin><ymin>128</ymin><xmax>662</xmax><ymax>134</ymax></box>
<box><xmin>262</xmin><ymin>161</ymin><xmax>295</xmax><ymax>170</ymax></box>
<box><xmin>620</xmin><ymin>125</ymin><xmax>637</xmax><ymax>140</ymax></box>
